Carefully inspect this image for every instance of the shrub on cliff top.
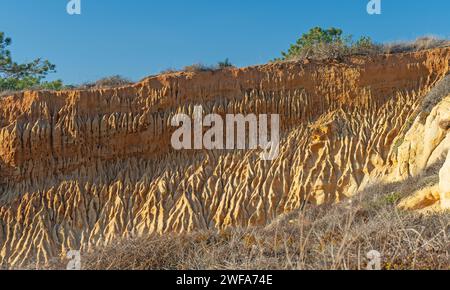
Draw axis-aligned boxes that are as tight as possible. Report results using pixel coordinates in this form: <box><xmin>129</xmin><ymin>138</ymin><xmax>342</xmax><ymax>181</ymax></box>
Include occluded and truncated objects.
<box><xmin>94</xmin><ymin>75</ymin><xmax>132</xmax><ymax>88</ymax></box>
<box><xmin>217</xmin><ymin>58</ymin><xmax>234</xmax><ymax>69</ymax></box>
<box><xmin>277</xmin><ymin>27</ymin><xmax>449</xmax><ymax>62</ymax></box>
<box><xmin>277</xmin><ymin>27</ymin><xmax>380</xmax><ymax>61</ymax></box>
<box><xmin>0</xmin><ymin>32</ymin><xmax>63</xmax><ymax>93</ymax></box>
<box><xmin>183</xmin><ymin>63</ymin><xmax>217</xmax><ymax>73</ymax></box>
<box><xmin>183</xmin><ymin>59</ymin><xmax>235</xmax><ymax>73</ymax></box>
<box><xmin>78</xmin><ymin>75</ymin><xmax>133</xmax><ymax>89</ymax></box>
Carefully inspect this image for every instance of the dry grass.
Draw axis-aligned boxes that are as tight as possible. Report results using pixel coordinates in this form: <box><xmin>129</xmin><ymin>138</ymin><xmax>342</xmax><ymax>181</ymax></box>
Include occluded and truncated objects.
<box><xmin>180</xmin><ymin>59</ymin><xmax>235</xmax><ymax>73</ymax></box>
<box><xmin>79</xmin><ymin>75</ymin><xmax>133</xmax><ymax>89</ymax></box>
<box><xmin>29</xmin><ymin>161</ymin><xmax>449</xmax><ymax>271</ymax></box>
<box><xmin>0</xmin><ymin>89</ymin><xmax>18</xmax><ymax>97</ymax></box>
<box><xmin>160</xmin><ymin>68</ymin><xmax>179</xmax><ymax>75</ymax></box>
<box><xmin>183</xmin><ymin>63</ymin><xmax>217</xmax><ymax>73</ymax></box>
<box><xmin>51</xmin><ymin>171</ymin><xmax>449</xmax><ymax>270</ymax></box>
<box><xmin>383</xmin><ymin>36</ymin><xmax>450</xmax><ymax>54</ymax></box>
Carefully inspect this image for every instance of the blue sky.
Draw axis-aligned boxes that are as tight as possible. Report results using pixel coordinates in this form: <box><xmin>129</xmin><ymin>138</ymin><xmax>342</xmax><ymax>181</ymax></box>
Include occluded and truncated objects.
<box><xmin>0</xmin><ymin>0</ymin><xmax>449</xmax><ymax>84</ymax></box>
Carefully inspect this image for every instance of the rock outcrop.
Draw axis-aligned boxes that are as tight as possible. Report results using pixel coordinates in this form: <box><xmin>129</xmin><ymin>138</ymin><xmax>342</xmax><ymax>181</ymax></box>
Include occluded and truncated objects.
<box><xmin>0</xmin><ymin>48</ymin><xmax>450</xmax><ymax>268</ymax></box>
<box><xmin>394</xmin><ymin>75</ymin><xmax>450</xmax><ymax>211</ymax></box>
<box><xmin>439</xmin><ymin>152</ymin><xmax>450</xmax><ymax>209</ymax></box>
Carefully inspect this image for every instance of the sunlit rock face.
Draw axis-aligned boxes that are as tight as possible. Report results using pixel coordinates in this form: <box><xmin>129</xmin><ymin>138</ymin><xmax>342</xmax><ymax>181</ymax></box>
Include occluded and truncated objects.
<box><xmin>0</xmin><ymin>48</ymin><xmax>449</xmax><ymax>268</ymax></box>
<box><xmin>393</xmin><ymin>73</ymin><xmax>450</xmax><ymax>211</ymax></box>
<box><xmin>439</xmin><ymin>153</ymin><xmax>450</xmax><ymax>209</ymax></box>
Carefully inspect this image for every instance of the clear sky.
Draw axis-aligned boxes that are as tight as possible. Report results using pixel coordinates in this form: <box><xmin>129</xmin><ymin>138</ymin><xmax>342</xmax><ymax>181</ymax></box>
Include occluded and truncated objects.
<box><xmin>1</xmin><ymin>0</ymin><xmax>449</xmax><ymax>85</ymax></box>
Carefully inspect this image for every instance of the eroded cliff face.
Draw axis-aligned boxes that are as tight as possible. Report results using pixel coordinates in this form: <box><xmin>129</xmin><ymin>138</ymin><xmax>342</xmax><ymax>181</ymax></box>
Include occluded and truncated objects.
<box><xmin>393</xmin><ymin>76</ymin><xmax>450</xmax><ymax>211</ymax></box>
<box><xmin>0</xmin><ymin>48</ymin><xmax>450</xmax><ymax>267</ymax></box>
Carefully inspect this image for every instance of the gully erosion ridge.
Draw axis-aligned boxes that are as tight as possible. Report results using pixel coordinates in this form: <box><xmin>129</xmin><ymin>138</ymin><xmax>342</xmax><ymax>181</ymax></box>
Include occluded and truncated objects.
<box><xmin>0</xmin><ymin>48</ymin><xmax>450</xmax><ymax>267</ymax></box>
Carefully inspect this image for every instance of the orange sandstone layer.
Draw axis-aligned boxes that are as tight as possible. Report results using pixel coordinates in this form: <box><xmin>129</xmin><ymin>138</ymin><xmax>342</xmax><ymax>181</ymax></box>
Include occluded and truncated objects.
<box><xmin>0</xmin><ymin>48</ymin><xmax>449</xmax><ymax>267</ymax></box>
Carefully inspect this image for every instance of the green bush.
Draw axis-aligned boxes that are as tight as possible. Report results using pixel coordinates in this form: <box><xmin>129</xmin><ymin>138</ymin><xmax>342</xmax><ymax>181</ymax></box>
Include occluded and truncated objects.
<box><xmin>0</xmin><ymin>32</ymin><xmax>63</xmax><ymax>93</ymax></box>
<box><xmin>277</xmin><ymin>27</ymin><xmax>379</xmax><ymax>61</ymax></box>
<box><xmin>352</xmin><ymin>36</ymin><xmax>382</xmax><ymax>55</ymax></box>
<box><xmin>0</xmin><ymin>77</ymin><xmax>63</xmax><ymax>93</ymax></box>
<box><xmin>217</xmin><ymin>58</ymin><xmax>234</xmax><ymax>69</ymax></box>
<box><xmin>277</xmin><ymin>27</ymin><xmax>449</xmax><ymax>62</ymax></box>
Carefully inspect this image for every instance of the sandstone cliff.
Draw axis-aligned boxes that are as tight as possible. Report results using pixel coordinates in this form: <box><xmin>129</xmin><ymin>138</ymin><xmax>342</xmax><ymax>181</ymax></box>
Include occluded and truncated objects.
<box><xmin>0</xmin><ymin>48</ymin><xmax>449</xmax><ymax>268</ymax></box>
